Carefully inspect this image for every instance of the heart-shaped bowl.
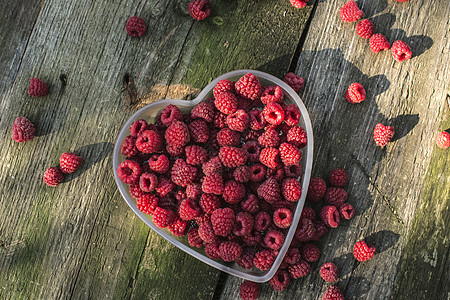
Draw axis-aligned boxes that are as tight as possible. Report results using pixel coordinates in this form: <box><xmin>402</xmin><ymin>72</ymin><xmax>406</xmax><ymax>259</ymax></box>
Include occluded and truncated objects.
<box><xmin>113</xmin><ymin>70</ymin><xmax>313</xmax><ymax>283</ymax></box>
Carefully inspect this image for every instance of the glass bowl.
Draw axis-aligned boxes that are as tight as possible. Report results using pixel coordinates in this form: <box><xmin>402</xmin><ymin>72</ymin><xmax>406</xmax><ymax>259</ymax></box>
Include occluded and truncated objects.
<box><xmin>113</xmin><ymin>70</ymin><xmax>313</xmax><ymax>283</ymax></box>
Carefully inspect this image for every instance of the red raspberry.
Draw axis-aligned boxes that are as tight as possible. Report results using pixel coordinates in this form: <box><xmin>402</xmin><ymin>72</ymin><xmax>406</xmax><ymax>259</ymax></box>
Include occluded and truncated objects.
<box><xmin>219</xmin><ymin>241</ymin><xmax>243</xmax><ymax>262</ymax></box>
<box><xmin>353</xmin><ymin>240</ymin><xmax>376</xmax><ymax>261</ymax></box>
<box><xmin>189</xmin><ymin>119</ymin><xmax>210</xmax><ymax>143</ymax></box>
<box><xmin>242</xmin><ymin>141</ymin><xmax>262</xmax><ymax>163</ymax></box>
<box><xmin>191</xmin><ymin>102</ymin><xmax>214</xmax><ymax>123</ymax></box>
<box><xmin>339</xmin><ymin>203</ymin><xmax>355</xmax><ymax>220</ymax></box>
<box><xmin>155</xmin><ymin>176</ymin><xmax>175</xmax><ymax>197</ymax></box>
<box><xmin>248</xmin><ymin>109</ymin><xmax>266</xmax><ymax>130</ymax></box>
<box><xmin>263</xmin><ymin>102</ymin><xmax>285</xmax><ymax>125</ymax></box>
<box><xmin>436</xmin><ymin>131</ymin><xmax>450</xmax><ymax>149</ymax></box>
<box><xmin>320</xmin><ymin>206</ymin><xmax>340</xmax><ymax>228</ymax></box>
<box><xmin>188</xmin><ymin>227</ymin><xmax>204</xmax><ymax>248</ymax></box>
<box><xmin>136</xmin><ymin>194</ymin><xmax>159</xmax><ymax>215</ymax></box>
<box><xmin>345</xmin><ymin>82</ymin><xmax>366</xmax><ymax>103</ymax></box>
<box><xmin>301</xmin><ymin>206</ymin><xmax>316</xmax><ymax>221</ymax></box>
<box><xmin>139</xmin><ymin>172</ymin><xmax>158</xmax><ymax>192</ymax></box>
<box><xmin>339</xmin><ymin>0</ymin><xmax>363</xmax><ymax>23</ymax></box>
<box><xmin>329</xmin><ymin>168</ymin><xmax>348</xmax><ymax>187</ymax></box>
<box><xmin>148</xmin><ymin>154</ymin><xmax>170</xmax><ymax>174</ymax></box>
<box><xmin>370</xmin><ymin>34</ymin><xmax>390</xmax><ymax>53</ymax></box>
<box><xmin>223</xmin><ymin>180</ymin><xmax>246</xmax><ymax>204</ymax></box>
<box><xmin>217</xmin><ymin>128</ymin><xmax>241</xmax><ymax>147</ymax></box>
<box><xmin>211</xmin><ymin>208</ymin><xmax>235</xmax><ymax>237</ymax></box>
<box><xmin>307</xmin><ymin>177</ymin><xmax>327</xmax><ymax>202</ymax></box>
<box><xmin>257</xmin><ymin>177</ymin><xmax>281</xmax><ymax>204</ymax></box>
<box><xmin>260</xmin><ymin>85</ymin><xmax>283</xmax><ymax>105</ymax></box>
<box><xmin>11</xmin><ymin>117</ymin><xmax>35</xmax><ymax>142</ymax></box>
<box><xmin>284</xmin><ymin>72</ymin><xmax>305</xmax><ymax>92</ymax></box>
<box><xmin>253</xmin><ymin>250</ymin><xmax>275</xmax><ymax>271</ymax></box>
<box><xmin>283</xmin><ymin>104</ymin><xmax>301</xmax><ymax>126</ymax></box>
<box><xmin>202</xmin><ymin>156</ymin><xmax>223</xmax><ymax>175</ymax></box>
<box><xmin>219</xmin><ymin>146</ymin><xmax>248</xmax><ymax>168</ymax></box>
<box><xmin>258</xmin><ymin>128</ymin><xmax>280</xmax><ymax>147</ymax></box>
<box><xmin>283</xmin><ymin>248</ymin><xmax>301</xmax><ymax>265</ymax></box>
<box><xmin>199</xmin><ymin>193</ymin><xmax>220</xmax><ymax>214</ymax></box>
<box><xmin>233</xmin><ymin>212</ymin><xmax>254</xmax><ymax>236</ymax></box>
<box><xmin>188</xmin><ymin>0</ymin><xmax>211</xmax><ymax>21</ymax></box>
<box><xmin>282</xmin><ymin>178</ymin><xmax>302</xmax><ymax>202</ymax></box>
<box><xmin>186</xmin><ymin>183</ymin><xmax>202</xmax><ymax>200</ymax></box>
<box><xmin>279</xmin><ymin>142</ymin><xmax>302</xmax><ymax>166</ymax></box>
<box><xmin>243</xmin><ymin>129</ymin><xmax>262</xmax><ymax>141</ymax></box>
<box><xmin>322</xmin><ymin>285</ymin><xmax>344</xmax><ymax>300</ymax></box>
<box><xmin>236</xmin><ymin>248</ymin><xmax>256</xmax><ymax>269</ymax></box>
<box><xmin>237</xmin><ymin>95</ymin><xmax>253</xmax><ymax>111</ymax></box>
<box><xmin>273</xmin><ymin>208</ymin><xmax>293</xmax><ymax>228</ymax></box>
<box><xmin>313</xmin><ymin>220</ymin><xmax>329</xmax><ymax>241</ymax></box>
<box><xmin>166</xmin><ymin>143</ymin><xmax>183</xmax><ymax>157</ymax></box>
<box><xmin>158</xmin><ymin>196</ymin><xmax>177</xmax><ymax>211</ymax></box>
<box><xmin>43</xmin><ymin>167</ymin><xmax>63</xmax><ymax>187</ymax></box>
<box><xmin>320</xmin><ymin>262</ymin><xmax>339</xmax><ymax>282</ymax></box>
<box><xmin>59</xmin><ymin>152</ymin><xmax>82</xmax><ymax>174</ymax></box>
<box><xmin>391</xmin><ymin>40</ymin><xmax>412</xmax><ymax>62</ymax></box>
<box><xmin>117</xmin><ymin>160</ymin><xmax>141</xmax><ymax>184</ymax></box>
<box><xmin>254</xmin><ymin>211</ymin><xmax>272</xmax><ymax>231</ymax></box>
<box><xmin>395</xmin><ymin>0</ymin><xmax>408</xmax><ymax>2</ymax></box>
<box><xmin>198</xmin><ymin>220</ymin><xmax>217</xmax><ymax>243</ymax></box>
<box><xmin>235</xmin><ymin>73</ymin><xmax>262</xmax><ymax>101</ymax></box>
<box><xmin>325</xmin><ymin>187</ymin><xmax>347</xmax><ymax>206</ymax></box>
<box><xmin>204</xmin><ymin>240</ymin><xmax>221</xmax><ymax>260</ymax></box>
<box><xmin>259</xmin><ymin>147</ymin><xmax>280</xmax><ymax>169</ymax></box>
<box><xmin>233</xmin><ymin>165</ymin><xmax>251</xmax><ymax>183</ymax></box>
<box><xmin>202</xmin><ymin>172</ymin><xmax>224</xmax><ymax>195</ymax></box>
<box><xmin>356</xmin><ymin>19</ymin><xmax>374</xmax><ymax>39</ymax></box>
<box><xmin>178</xmin><ymin>198</ymin><xmax>201</xmax><ymax>221</ymax></box>
<box><xmin>214</xmin><ymin>111</ymin><xmax>228</xmax><ymax>128</ymax></box>
<box><xmin>194</xmin><ymin>214</ymin><xmax>211</xmax><ymax>227</ymax></box>
<box><xmin>288</xmin><ymin>259</ymin><xmax>311</xmax><ymax>279</ymax></box>
<box><xmin>168</xmin><ymin>217</ymin><xmax>189</xmax><ymax>237</ymax></box>
<box><xmin>28</xmin><ymin>78</ymin><xmax>48</xmax><ymax>97</ymax></box>
<box><xmin>239</xmin><ymin>280</ymin><xmax>259</xmax><ymax>300</ymax></box>
<box><xmin>152</xmin><ymin>207</ymin><xmax>175</xmax><ymax>228</ymax></box>
<box><xmin>185</xmin><ymin>145</ymin><xmax>207</xmax><ymax>166</ymax></box>
<box><xmin>290</xmin><ymin>0</ymin><xmax>308</xmax><ymax>9</ymax></box>
<box><xmin>264</xmin><ymin>230</ymin><xmax>285</xmax><ymax>250</ymax></box>
<box><xmin>165</xmin><ymin>121</ymin><xmax>190</xmax><ymax>147</ymax></box>
<box><xmin>171</xmin><ymin>159</ymin><xmax>197</xmax><ymax>187</ymax></box>
<box><xmin>284</xmin><ymin>163</ymin><xmax>302</xmax><ymax>178</ymax></box>
<box><xmin>269</xmin><ymin>270</ymin><xmax>290</xmax><ymax>291</ymax></box>
<box><xmin>301</xmin><ymin>243</ymin><xmax>320</xmax><ymax>262</ymax></box>
<box><xmin>241</xmin><ymin>194</ymin><xmax>260</xmax><ymax>213</ymax></box>
<box><xmin>136</xmin><ymin>130</ymin><xmax>163</xmax><ymax>154</ymax></box>
<box><xmin>227</xmin><ymin>109</ymin><xmax>249</xmax><ymax>132</ymax></box>
<box><xmin>129</xmin><ymin>119</ymin><xmax>148</xmax><ymax>137</ymax></box>
<box><xmin>215</xmin><ymin>91</ymin><xmax>238</xmax><ymax>115</ymax></box>
<box><xmin>243</xmin><ymin>231</ymin><xmax>263</xmax><ymax>247</ymax></box>
<box><xmin>213</xmin><ymin>79</ymin><xmax>234</xmax><ymax>98</ymax></box>
<box><xmin>126</xmin><ymin>16</ymin><xmax>146</xmax><ymax>37</ymax></box>
<box><xmin>121</xmin><ymin>136</ymin><xmax>139</xmax><ymax>157</ymax></box>
<box><xmin>159</xmin><ymin>104</ymin><xmax>182</xmax><ymax>126</ymax></box>
<box><xmin>295</xmin><ymin>218</ymin><xmax>316</xmax><ymax>242</ymax></box>
<box><xmin>373</xmin><ymin>123</ymin><xmax>395</xmax><ymax>146</ymax></box>
<box><xmin>247</xmin><ymin>164</ymin><xmax>264</xmax><ymax>183</ymax></box>
<box><xmin>129</xmin><ymin>183</ymin><xmax>145</xmax><ymax>199</ymax></box>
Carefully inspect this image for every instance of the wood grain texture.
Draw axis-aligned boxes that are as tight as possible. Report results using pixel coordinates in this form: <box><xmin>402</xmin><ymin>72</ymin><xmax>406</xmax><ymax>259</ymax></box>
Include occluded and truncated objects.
<box><xmin>220</xmin><ymin>0</ymin><xmax>449</xmax><ymax>299</ymax></box>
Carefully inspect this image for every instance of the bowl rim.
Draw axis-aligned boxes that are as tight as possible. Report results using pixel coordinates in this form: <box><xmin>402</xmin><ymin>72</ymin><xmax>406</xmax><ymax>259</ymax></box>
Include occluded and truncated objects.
<box><xmin>112</xmin><ymin>69</ymin><xmax>313</xmax><ymax>283</ymax></box>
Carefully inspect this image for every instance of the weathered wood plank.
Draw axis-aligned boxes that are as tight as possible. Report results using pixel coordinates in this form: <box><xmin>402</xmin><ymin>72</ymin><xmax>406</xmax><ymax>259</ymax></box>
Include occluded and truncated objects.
<box><xmin>220</xmin><ymin>0</ymin><xmax>449</xmax><ymax>299</ymax></box>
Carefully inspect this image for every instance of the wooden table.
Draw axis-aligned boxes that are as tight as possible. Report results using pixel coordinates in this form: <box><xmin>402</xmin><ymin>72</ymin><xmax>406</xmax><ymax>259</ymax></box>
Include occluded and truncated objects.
<box><xmin>0</xmin><ymin>0</ymin><xmax>448</xmax><ymax>299</ymax></box>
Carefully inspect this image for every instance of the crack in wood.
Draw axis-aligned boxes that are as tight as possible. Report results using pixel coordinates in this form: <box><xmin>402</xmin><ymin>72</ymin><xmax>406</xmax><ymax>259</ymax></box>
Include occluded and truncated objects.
<box><xmin>122</xmin><ymin>73</ymin><xmax>139</xmax><ymax>109</ymax></box>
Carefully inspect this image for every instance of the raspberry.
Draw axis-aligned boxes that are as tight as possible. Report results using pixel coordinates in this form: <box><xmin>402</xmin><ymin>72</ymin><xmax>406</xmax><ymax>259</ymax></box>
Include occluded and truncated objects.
<box><xmin>338</xmin><ymin>203</ymin><xmax>355</xmax><ymax>220</ymax></box>
<box><xmin>168</xmin><ymin>217</ymin><xmax>189</xmax><ymax>237</ymax></box>
<box><xmin>121</xmin><ymin>136</ymin><xmax>139</xmax><ymax>157</ymax></box>
<box><xmin>185</xmin><ymin>145</ymin><xmax>207</xmax><ymax>166</ymax></box>
<box><xmin>236</xmin><ymin>248</ymin><xmax>256</xmax><ymax>269</ymax></box>
<box><xmin>253</xmin><ymin>250</ymin><xmax>275</xmax><ymax>271</ymax></box>
<box><xmin>199</xmin><ymin>193</ymin><xmax>220</xmax><ymax>214</ymax></box>
<box><xmin>28</xmin><ymin>78</ymin><xmax>49</xmax><ymax>97</ymax></box>
<box><xmin>329</xmin><ymin>168</ymin><xmax>348</xmax><ymax>187</ymax></box>
<box><xmin>288</xmin><ymin>259</ymin><xmax>311</xmax><ymax>279</ymax></box>
<box><xmin>11</xmin><ymin>117</ymin><xmax>35</xmax><ymax>142</ymax></box>
<box><xmin>295</xmin><ymin>218</ymin><xmax>316</xmax><ymax>242</ymax></box>
<box><xmin>322</xmin><ymin>285</ymin><xmax>344</xmax><ymax>300</ymax></box>
<box><xmin>136</xmin><ymin>194</ymin><xmax>159</xmax><ymax>215</ymax></box>
<box><xmin>171</xmin><ymin>159</ymin><xmax>197</xmax><ymax>187</ymax></box>
<box><xmin>260</xmin><ymin>86</ymin><xmax>283</xmax><ymax>105</ymax></box>
<box><xmin>370</xmin><ymin>34</ymin><xmax>390</xmax><ymax>53</ymax></box>
<box><xmin>345</xmin><ymin>82</ymin><xmax>366</xmax><ymax>103</ymax></box>
<box><xmin>227</xmin><ymin>109</ymin><xmax>249</xmax><ymax>132</ymax></box>
<box><xmin>219</xmin><ymin>241</ymin><xmax>243</xmax><ymax>262</ymax></box>
<box><xmin>264</xmin><ymin>230</ymin><xmax>285</xmax><ymax>250</ymax></box>
<box><xmin>159</xmin><ymin>104</ymin><xmax>182</xmax><ymax>126</ymax></box>
<box><xmin>301</xmin><ymin>206</ymin><xmax>316</xmax><ymax>221</ymax></box>
<box><xmin>233</xmin><ymin>212</ymin><xmax>254</xmax><ymax>236</ymax></box>
<box><xmin>189</xmin><ymin>119</ymin><xmax>211</xmax><ymax>143</ymax></box>
<box><xmin>194</xmin><ymin>214</ymin><xmax>211</xmax><ymax>227</ymax></box>
<box><xmin>191</xmin><ymin>102</ymin><xmax>214</xmax><ymax>123</ymax></box>
<box><xmin>290</xmin><ymin>0</ymin><xmax>308</xmax><ymax>9</ymax></box>
<box><xmin>223</xmin><ymin>180</ymin><xmax>246</xmax><ymax>204</ymax></box>
<box><xmin>391</xmin><ymin>40</ymin><xmax>412</xmax><ymax>62</ymax></box>
<box><xmin>325</xmin><ymin>187</ymin><xmax>347</xmax><ymax>206</ymax></box>
<box><xmin>320</xmin><ymin>206</ymin><xmax>340</xmax><ymax>228</ymax></box>
<box><xmin>239</xmin><ymin>280</ymin><xmax>259</xmax><ymax>300</ymax></box>
<box><xmin>242</xmin><ymin>141</ymin><xmax>262</xmax><ymax>163</ymax></box>
<box><xmin>320</xmin><ymin>262</ymin><xmax>339</xmax><ymax>282</ymax></box>
<box><xmin>117</xmin><ymin>160</ymin><xmax>141</xmax><ymax>184</ymax></box>
<box><xmin>202</xmin><ymin>156</ymin><xmax>223</xmax><ymax>175</ymax></box>
<box><xmin>233</xmin><ymin>165</ymin><xmax>250</xmax><ymax>183</ymax></box>
<box><xmin>273</xmin><ymin>208</ymin><xmax>293</xmax><ymax>228</ymax></box>
<box><xmin>241</xmin><ymin>194</ymin><xmax>260</xmax><ymax>213</ymax></box>
<box><xmin>219</xmin><ymin>146</ymin><xmax>248</xmax><ymax>168</ymax></box>
<box><xmin>301</xmin><ymin>243</ymin><xmax>320</xmax><ymax>262</ymax></box>
<box><xmin>436</xmin><ymin>131</ymin><xmax>450</xmax><ymax>149</ymax></box>
<box><xmin>139</xmin><ymin>172</ymin><xmax>158</xmax><ymax>192</ymax></box>
<box><xmin>178</xmin><ymin>198</ymin><xmax>201</xmax><ymax>221</ymax></box>
<box><xmin>237</xmin><ymin>95</ymin><xmax>253</xmax><ymax>111</ymax></box>
<box><xmin>186</xmin><ymin>183</ymin><xmax>202</xmax><ymax>200</ymax></box>
<box><xmin>263</xmin><ymin>102</ymin><xmax>285</xmax><ymax>125</ymax></box>
<box><xmin>373</xmin><ymin>123</ymin><xmax>395</xmax><ymax>146</ymax></box>
<box><xmin>284</xmin><ymin>163</ymin><xmax>302</xmax><ymax>178</ymax></box>
<box><xmin>202</xmin><ymin>172</ymin><xmax>224</xmax><ymax>195</ymax></box>
<box><xmin>259</xmin><ymin>147</ymin><xmax>280</xmax><ymax>169</ymax></box>
<box><xmin>235</xmin><ymin>73</ymin><xmax>262</xmax><ymax>101</ymax></box>
<box><xmin>283</xmin><ymin>248</ymin><xmax>301</xmax><ymax>265</ymax></box>
<box><xmin>248</xmin><ymin>109</ymin><xmax>266</xmax><ymax>130</ymax></box>
<box><xmin>339</xmin><ymin>0</ymin><xmax>363</xmax><ymax>23</ymax></box>
<box><xmin>283</xmin><ymin>105</ymin><xmax>301</xmax><ymax>127</ymax></box>
<box><xmin>356</xmin><ymin>19</ymin><xmax>374</xmax><ymax>39</ymax></box>
<box><xmin>129</xmin><ymin>119</ymin><xmax>148</xmax><ymax>137</ymax></box>
<box><xmin>281</xmin><ymin>178</ymin><xmax>302</xmax><ymax>202</ymax></box>
<box><xmin>269</xmin><ymin>270</ymin><xmax>290</xmax><ymax>291</ymax></box>
<box><xmin>152</xmin><ymin>207</ymin><xmax>175</xmax><ymax>228</ymax></box>
<box><xmin>148</xmin><ymin>154</ymin><xmax>170</xmax><ymax>173</ymax></box>
<box><xmin>395</xmin><ymin>0</ymin><xmax>408</xmax><ymax>1</ymax></box>
<box><xmin>217</xmin><ymin>128</ymin><xmax>241</xmax><ymax>147</ymax></box>
<box><xmin>43</xmin><ymin>167</ymin><xmax>63</xmax><ymax>187</ymax></box>
<box><xmin>243</xmin><ymin>231</ymin><xmax>263</xmax><ymax>247</ymax></box>
<box><xmin>205</xmin><ymin>240</ymin><xmax>222</xmax><ymax>260</ymax></box>
<box><xmin>214</xmin><ymin>111</ymin><xmax>228</xmax><ymax>128</ymax></box>
<box><xmin>198</xmin><ymin>220</ymin><xmax>217</xmax><ymax>243</ymax></box>
<box><xmin>258</xmin><ymin>128</ymin><xmax>280</xmax><ymax>147</ymax></box>
<box><xmin>307</xmin><ymin>177</ymin><xmax>327</xmax><ymax>202</ymax></box>
<box><xmin>313</xmin><ymin>220</ymin><xmax>329</xmax><ymax>241</ymax></box>
<box><xmin>188</xmin><ymin>0</ymin><xmax>211</xmax><ymax>21</ymax></box>
<box><xmin>243</xmin><ymin>129</ymin><xmax>262</xmax><ymax>141</ymax></box>
<box><xmin>155</xmin><ymin>176</ymin><xmax>175</xmax><ymax>197</ymax></box>
<box><xmin>165</xmin><ymin>121</ymin><xmax>190</xmax><ymax>147</ymax></box>
<box><xmin>136</xmin><ymin>130</ymin><xmax>163</xmax><ymax>153</ymax></box>
<box><xmin>213</xmin><ymin>79</ymin><xmax>235</xmax><ymax>98</ymax></box>
<box><xmin>257</xmin><ymin>177</ymin><xmax>281</xmax><ymax>204</ymax></box>
<box><xmin>353</xmin><ymin>240</ymin><xmax>376</xmax><ymax>261</ymax></box>
<box><xmin>175</xmin><ymin>190</ymin><xmax>187</xmax><ymax>203</ymax></box>
<box><xmin>215</xmin><ymin>91</ymin><xmax>238</xmax><ymax>115</ymax></box>
<box><xmin>129</xmin><ymin>183</ymin><xmax>145</xmax><ymax>199</ymax></box>
<box><xmin>211</xmin><ymin>208</ymin><xmax>235</xmax><ymax>237</ymax></box>
<box><xmin>254</xmin><ymin>211</ymin><xmax>272</xmax><ymax>231</ymax></box>
<box><xmin>248</xmin><ymin>164</ymin><xmax>265</xmax><ymax>182</ymax></box>
<box><xmin>188</xmin><ymin>227</ymin><xmax>204</xmax><ymax>248</ymax></box>
<box><xmin>279</xmin><ymin>142</ymin><xmax>302</xmax><ymax>166</ymax></box>
<box><xmin>125</xmin><ymin>16</ymin><xmax>146</xmax><ymax>37</ymax></box>
<box><xmin>284</xmin><ymin>72</ymin><xmax>305</xmax><ymax>92</ymax></box>
<box><xmin>166</xmin><ymin>143</ymin><xmax>183</xmax><ymax>157</ymax></box>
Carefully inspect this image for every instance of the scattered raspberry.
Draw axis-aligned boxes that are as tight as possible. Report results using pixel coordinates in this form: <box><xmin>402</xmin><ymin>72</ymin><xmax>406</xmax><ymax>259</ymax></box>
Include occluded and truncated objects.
<box><xmin>301</xmin><ymin>206</ymin><xmax>316</xmax><ymax>221</ymax></box>
<box><xmin>290</xmin><ymin>0</ymin><xmax>308</xmax><ymax>9</ymax></box>
<box><xmin>264</xmin><ymin>230</ymin><xmax>285</xmax><ymax>250</ymax></box>
<box><xmin>213</xmin><ymin>79</ymin><xmax>235</xmax><ymax>98</ymax></box>
<box><xmin>219</xmin><ymin>146</ymin><xmax>248</xmax><ymax>168</ymax></box>
<box><xmin>148</xmin><ymin>154</ymin><xmax>170</xmax><ymax>173</ymax></box>
<box><xmin>126</xmin><ymin>16</ymin><xmax>146</xmax><ymax>37</ymax></box>
<box><xmin>191</xmin><ymin>102</ymin><xmax>214</xmax><ymax>123</ymax></box>
<box><xmin>28</xmin><ymin>78</ymin><xmax>49</xmax><ymax>97</ymax></box>
<box><xmin>295</xmin><ymin>217</ymin><xmax>316</xmax><ymax>242</ymax></box>
<box><xmin>11</xmin><ymin>117</ymin><xmax>35</xmax><ymax>142</ymax></box>
<box><xmin>211</xmin><ymin>208</ymin><xmax>235</xmax><ymax>237</ymax></box>
<box><xmin>284</xmin><ymin>72</ymin><xmax>305</xmax><ymax>92</ymax></box>
<box><xmin>58</xmin><ymin>152</ymin><xmax>82</xmax><ymax>174</ymax></box>
<box><xmin>322</xmin><ymin>285</ymin><xmax>344</xmax><ymax>300</ymax></box>
<box><xmin>235</xmin><ymin>73</ymin><xmax>262</xmax><ymax>101</ymax></box>
<box><xmin>339</xmin><ymin>203</ymin><xmax>355</xmax><ymax>220</ymax></box>
<box><xmin>241</xmin><ymin>194</ymin><xmax>259</xmax><ymax>213</ymax></box>
<box><xmin>391</xmin><ymin>40</ymin><xmax>412</xmax><ymax>62</ymax></box>
<box><xmin>117</xmin><ymin>160</ymin><xmax>141</xmax><ymax>184</ymax></box>
<box><xmin>301</xmin><ymin>243</ymin><xmax>320</xmax><ymax>262</ymax></box>
<box><xmin>259</xmin><ymin>147</ymin><xmax>280</xmax><ymax>169</ymax></box>
<box><xmin>370</xmin><ymin>34</ymin><xmax>390</xmax><ymax>53</ymax></box>
<box><xmin>436</xmin><ymin>131</ymin><xmax>450</xmax><ymax>149</ymax></box>
<box><xmin>279</xmin><ymin>142</ymin><xmax>302</xmax><ymax>166</ymax></box>
<box><xmin>281</xmin><ymin>178</ymin><xmax>302</xmax><ymax>202</ymax></box>
<box><xmin>121</xmin><ymin>136</ymin><xmax>139</xmax><ymax>157</ymax></box>
<box><xmin>239</xmin><ymin>280</ymin><xmax>259</xmax><ymax>300</ymax></box>
<box><xmin>283</xmin><ymin>104</ymin><xmax>301</xmax><ymax>126</ymax></box>
<box><xmin>353</xmin><ymin>240</ymin><xmax>376</xmax><ymax>261</ymax></box>
<box><xmin>139</xmin><ymin>172</ymin><xmax>158</xmax><ymax>192</ymax></box>
<box><xmin>43</xmin><ymin>167</ymin><xmax>63</xmax><ymax>187</ymax></box>
<box><xmin>217</xmin><ymin>128</ymin><xmax>241</xmax><ymax>147</ymax></box>
<box><xmin>307</xmin><ymin>177</ymin><xmax>327</xmax><ymax>202</ymax></box>
<box><xmin>263</xmin><ymin>102</ymin><xmax>285</xmax><ymax>125</ymax></box>
<box><xmin>373</xmin><ymin>123</ymin><xmax>395</xmax><ymax>146</ymax></box>
<box><xmin>168</xmin><ymin>217</ymin><xmax>189</xmax><ymax>237</ymax></box>
<box><xmin>284</xmin><ymin>163</ymin><xmax>302</xmax><ymax>178</ymax></box>
<box><xmin>260</xmin><ymin>85</ymin><xmax>283</xmax><ymax>105</ymax></box>
<box><xmin>204</xmin><ymin>240</ymin><xmax>221</xmax><ymax>260</ymax></box>
<box><xmin>273</xmin><ymin>208</ymin><xmax>293</xmax><ymax>228</ymax></box>
<box><xmin>313</xmin><ymin>220</ymin><xmax>329</xmax><ymax>241</ymax></box>
<box><xmin>233</xmin><ymin>165</ymin><xmax>251</xmax><ymax>183</ymax></box>
<box><xmin>202</xmin><ymin>156</ymin><xmax>223</xmax><ymax>175</ymax></box>
<box><xmin>188</xmin><ymin>0</ymin><xmax>211</xmax><ymax>21</ymax></box>
<box><xmin>223</xmin><ymin>180</ymin><xmax>246</xmax><ymax>204</ymax></box>
<box><xmin>288</xmin><ymin>259</ymin><xmax>311</xmax><ymax>279</ymax></box>
<box><xmin>269</xmin><ymin>270</ymin><xmax>290</xmax><ymax>291</ymax></box>
<box><xmin>345</xmin><ymin>83</ymin><xmax>366</xmax><ymax>103</ymax></box>
<box><xmin>185</xmin><ymin>145</ymin><xmax>207</xmax><ymax>166</ymax></box>
<box><xmin>171</xmin><ymin>158</ymin><xmax>197</xmax><ymax>187</ymax></box>
<box><xmin>329</xmin><ymin>168</ymin><xmax>348</xmax><ymax>187</ymax></box>
<box><xmin>215</xmin><ymin>91</ymin><xmax>238</xmax><ymax>115</ymax></box>
<box><xmin>320</xmin><ymin>206</ymin><xmax>340</xmax><ymax>228</ymax></box>
<box><xmin>233</xmin><ymin>212</ymin><xmax>254</xmax><ymax>236</ymax></box>
<box><xmin>165</xmin><ymin>121</ymin><xmax>190</xmax><ymax>147</ymax></box>
<box><xmin>136</xmin><ymin>194</ymin><xmax>159</xmax><ymax>215</ymax></box>
<box><xmin>188</xmin><ymin>227</ymin><xmax>204</xmax><ymax>248</ymax></box>
<box><xmin>254</xmin><ymin>211</ymin><xmax>272</xmax><ymax>232</ymax></box>
<box><xmin>325</xmin><ymin>187</ymin><xmax>347</xmax><ymax>206</ymax></box>
<box><xmin>253</xmin><ymin>250</ymin><xmax>275</xmax><ymax>271</ymax></box>
<box><xmin>202</xmin><ymin>172</ymin><xmax>224</xmax><ymax>195</ymax></box>
<box><xmin>356</xmin><ymin>19</ymin><xmax>374</xmax><ymax>39</ymax></box>
<box><xmin>227</xmin><ymin>109</ymin><xmax>249</xmax><ymax>132</ymax></box>
<box><xmin>257</xmin><ymin>177</ymin><xmax>281</xmax><ymax>204</ymax></box>
<box><xmin>258</xmin><ymin>127</ymin><xmax>280</xmax><ymax>147</ymax></box>
<box><xmin>129</xmin><ymin>119</ymin><xmax>148</xmax><ymax>137</ymax></box>
<box><xmin>155</xmin><ymin>176</ymin><xmax>175</xmax><ymax>197</ymax></box>
<box><xmin>248</xmin><ymin>109</ymin><xmax>266</xmax><ymax>130</ymax></box>
<box><xmin>339</xmin><ymin>0</ymin><xmax>363</xmax><ymax>23</ymax></box>
<box><xmin>320</xmin><ymin>262</ymin><xmax>339</xmax><ymax>282</ymax></box>
<box><xmin>152</xmin><ymin>207</ymin><xmax>176</xmax><ymax>228</ymax></box>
